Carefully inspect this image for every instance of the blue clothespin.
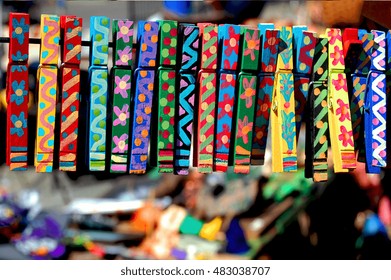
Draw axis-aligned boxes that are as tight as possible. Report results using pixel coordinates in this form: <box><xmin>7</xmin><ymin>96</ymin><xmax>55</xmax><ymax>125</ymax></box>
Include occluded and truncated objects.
<box><xmin>87</xmin><ymin>16</ymin><xmax>110</xmax><ymax>171</ymax></box>
<box><xmin>129</xmin><ymin>21</ymin><xmax>159</xmax><ymax>174</ymax></box>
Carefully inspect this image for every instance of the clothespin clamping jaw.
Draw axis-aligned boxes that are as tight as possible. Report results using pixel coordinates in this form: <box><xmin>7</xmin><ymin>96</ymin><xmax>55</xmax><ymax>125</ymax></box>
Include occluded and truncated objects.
<box><xmin>326</xmin><ymin>28</ymin><xmax>356</xmax><ymax>172</ymax></box>
<box><xmin>194</xmin><ymin>23</ymin><xmax>218</xmax><ymax>173</ymax></box>
<box><xmin>110</xmin><ymin>19</ymin><xmax>133</xmax><ymax>173</ymax></box>
<box><xmin>251</xmin><ymin>24</ymin><xmax>279</xmax><ymax>165</ymax></box>
<box><xmin>87</xmin><ymin>16</ymin><xmax>110</xmax><ymax>171</ymax></box>
<box><xmin>6</xmin><ymin>13</ymin><xmax>30</xmax><ymax>171</ymax></box>
<box><xmin>214</xmin><ymin>24</ymin><xmax>241</xmax><ymax>172</ymax></box>
<box><xmin>35</xmin><ymin>14</ymin><xmax>60</xmax><ymax>172</ymax></box>
<box><xmin>174</xmin><ymin>24</ymin><xmax>199</xmax><ymax>175</ymax></box>
<box><xmin>231</xmin><ymin>26</ymin><xmax>260</xmax><ymax>174</ymax></box>
<box><xmin>305</xmin><ymin>36</ymin><xmax>329</xmax><ymax>182</ymax></box>
<box><xmin>59</xmin><ymin>15</ymin><xmax>82</xmax><ymax>171</ymax></box>
<box><xmin>129</xmin><ymin>21</ymin><xmax>159</xmax><ymax>174</ymax></box>
<box><xmin>151</xmin><ymin>20</ymin><xmax>178</xmax><ymax>173</ymax></box>
<box><xmin>270</xmin><ymin>26</ymin><xmax>297</xmax><ymax>172</ymax></box>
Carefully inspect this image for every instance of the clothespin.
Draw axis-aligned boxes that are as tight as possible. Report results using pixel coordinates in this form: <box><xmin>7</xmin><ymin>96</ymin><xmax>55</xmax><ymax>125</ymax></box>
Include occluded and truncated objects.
<box><xmin>109</xmin><ymin>19</ymin><xmax>133</xmax><ymax>173</ymax></box>
<box><xmin>270</xmin><ymin>26</ymin><xmax>297</xmax><ymax>172</ymax></box>
<box><xmin>326</xmin><ymin>28</ymin><xmax>356</xmax><ymax>172</ymax></box>
<box><xmin>35</xmin><ymin>14</ymin><xmax>60</xmax><ymax>172</ymax></box>
<box><xmin>252</xmin><ymin>23</ymin><xmax>279</xmax><ymax>165</ymax></box>
<box><xmin>87</xmin><ymin>16</ymin><xmax>110</xmax><ymax>171</ymax></box>
<box><xmin>6</xmin><ymin>13</ymin><xmax>30</xmax><ymax>171</ymax></box>
<box><xmin>194</xmin><ymin>23</ymin><xmax>218</xmax><ymax>173</ymax></box>
<box><xmin>363</xmin><ymin>30</ymin><xmax>387</xmax><ymax>173</ymax></box>
<box><xmin>231</xmin><ymin>26</ymin><xmax>259</xmax><ymax>174</ymax></box>
<box><xmin>174</xmin><ymin>24</ymin><xmax>199</xmax><ymax>175</ymax></box>
<box><xmin>129</xmin><ymin>21</ymin><xmax>158</xmax><ymax>174</ymax></box>
<box><xmin>386</xmin><ymin>30</ymin><xmax>391</xmax><ymax>166</ymax></box>
<box><xmin>150</xmin><ymin>20</ymin><xmax>178</xmax><ymax>173</ymax></box>
<box><xmin>59</xmin><ymin>16</ymin><xmax>82</xmax><ymax>171</ymax></box>
<box><xmin>292</xmin><ymin>26</ymin><xmax>316</xmax><ymax>138</ymax></box>
<box><xmin>304</xmin><ymin>36</ymin><xmax>329</xmax><ymax>182</ymax></box>
<box><xmin>214</xmin><ymin>24</ymin><xmax>241</xmax><ymax>172</ymax></box>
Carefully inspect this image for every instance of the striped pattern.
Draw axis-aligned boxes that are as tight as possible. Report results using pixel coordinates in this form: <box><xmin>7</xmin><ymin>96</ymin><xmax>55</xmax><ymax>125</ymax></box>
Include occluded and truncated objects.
<box><xmin>198</xmin><ymin>23</ymin><xmax>218</xmax><ymax>70</ymax></box>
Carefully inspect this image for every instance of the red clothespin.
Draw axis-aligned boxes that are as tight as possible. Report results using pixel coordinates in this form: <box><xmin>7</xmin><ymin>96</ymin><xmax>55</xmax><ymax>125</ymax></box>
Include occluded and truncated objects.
<box><xmin>6</xmin><ymin>13</ymin><xmax>30</xmax><ymax>171</ymax></box>
<box><xmin>59</xmin><ymin>16</ymin><xmax>82</xmax><ymax>171</ymax></box>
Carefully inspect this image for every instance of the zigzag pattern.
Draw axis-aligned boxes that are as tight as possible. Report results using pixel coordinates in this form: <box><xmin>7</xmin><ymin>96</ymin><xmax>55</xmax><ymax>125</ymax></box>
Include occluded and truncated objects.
<box><xmin>180</xmin><ymin>26</ymin><xmax>199</xmax><ymax>71</ymax></box>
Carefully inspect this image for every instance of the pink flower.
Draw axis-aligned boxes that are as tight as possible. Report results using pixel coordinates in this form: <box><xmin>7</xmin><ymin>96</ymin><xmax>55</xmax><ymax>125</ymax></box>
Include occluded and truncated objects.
<box><xmin>237</xmin><ymin>116</ymin><xmax>253</xmax><ymax>144</ymax></box>
<box><xmin>244</xmin><ymin>31</ymin><xmax>260</xmax><ymax>61</ymax></box>
<box><xmin>330</xmin><ymin>45</ymin><xmax>344</xmax><ymax>66</ymax></box>
<box><xmin>240</xmin><ymin>77</ymin><xmax>256</xmax><ymax>108</ymax></box>
<box><xmin>113</xmin><ymin>104</ymin><xmax>130</xmax><ymax>126</ymax></box>
<box><xmin>332</xmin><ymin>73</ymin><xmax>348</xmax><ymax>92</ymax></box>
<box><xmin>114</xmin><ymin>75</ymin><xmax>131</xmax><ymax>98</ymax></box>
<box><xmin>336</xmin><ymin>99</ymin><xmax>351</xmax><ymax>122</ymax></box>
<box><xmin>327</xmin><ymin>29</ymin><xmax>340</xmax><ymax>45</ymax></box>
<box><xmin>116</xmin><ymin>46</ymin><xmax>132</xmax><ymax>66</ymax></box>
<box><xmin>113</xmin><ymin>133</ymin><xmax>128</xmax><ymax>153</ymax></box>
<box><xmin>117</xmin><ymin>20</ymin><xmax>133</xmax><ymax>43</ymax></box>
<box><xmin>338</xmin><ymin>126</ymin><xmax>353</xmax><ymax>147</ymax></box>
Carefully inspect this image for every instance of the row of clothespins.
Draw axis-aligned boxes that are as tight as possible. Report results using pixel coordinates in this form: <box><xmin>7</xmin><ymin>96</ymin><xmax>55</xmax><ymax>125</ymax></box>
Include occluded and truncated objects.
<box><xmin>4</xmin><ymin>12</ymin><xmax>391</xmax><ymax>182</ymax></box>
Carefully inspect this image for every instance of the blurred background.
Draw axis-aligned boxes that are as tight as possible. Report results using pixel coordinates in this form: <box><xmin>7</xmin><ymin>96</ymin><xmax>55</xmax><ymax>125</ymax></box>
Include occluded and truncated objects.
<box><xmin>0</xmin><ymin>0</ymin><xmax>391</xmax><ymax>260</ymax></box>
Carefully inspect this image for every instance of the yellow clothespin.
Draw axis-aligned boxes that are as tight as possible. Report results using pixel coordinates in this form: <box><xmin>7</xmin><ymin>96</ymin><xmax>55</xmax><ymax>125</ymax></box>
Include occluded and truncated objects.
<box><xmin>35</xmin><ymin>14</ymin><xmax>60</xmax><ymax>172</ymax></box>
<box><xmin>326</xmin><ymin>28</ymin><xmax>356</xmax><ymax>172</ymax></box>
<box><xmin>271</xmin><ymin>26</ymin><xmax>297</xmax><ymax>172</ymax></box>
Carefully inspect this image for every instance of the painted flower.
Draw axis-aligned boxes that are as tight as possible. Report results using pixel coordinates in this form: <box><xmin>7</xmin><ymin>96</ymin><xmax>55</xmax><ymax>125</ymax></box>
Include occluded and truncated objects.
<box><xmin>11</xmin><ymin>65</ymin><xmax>27</xmax><ymax>73</ymax></box>
<box><xmin>117</xmin><ymin>20</ymin><xmax>133</xmax><ymax>43</ymax></box>
<box><xmin>338</xmin><ymin>126</ymin><xmax>354</xmax><ymax>147</ymax></box>
<box><xmin>112</xmin><ymin>133</ymin><xmax>128</xmax><ymax>153</ymax></box>
<box><xmin>12</xmin><ymin>17</ymin><xmax>29</xmax><ymax>45</ymax></box>
<box><xmin>237</xmin><ymin>116</ymin><xmax>253</xmax><ymax>144</ymax></box>
<box><xmin>330</xmin><ymin>45</ymin><xmax>344</xmax><ymax>66</ymax></box>
<box><xmin>240</xmin><ymin>77</ymin><xmax>256</xmax><ymax>108</ymax></box>
<box><xmin>11</xmin><ymin>51</ymin><xmax>28</xmax><ymax>62</ymax></box>
<box><xmin>116</xmin><ymin>46</ymin><xmax>132</xmax><ymax>66</ymax></box>
<box><xmin>217</xmin><ymin>124</ymin><xmax>231</xmax><ymax>149</ymax></box>
<box><xmin>332</xmin><ymin>73</ymin><xmax>348</xmax><ymax>92</ymax></box>
<box><xmin>264</xmin><ymin>34</ymin><xmax>278</xmax><ymax>54</ymax></box>
<box><xmin>218</xmin><ymin>93</ymin><xmax>234</xmax><ymax>120</ymax></box>
<box><xmin>253</xmin><ymin>125</ymin><xmax>267</xmax><ymax>146</ymax></box>
<box><xmin>336</xmin><ymin>99</ymin><xmax>351</xmax><ymax>122</ymax></box>
<box><xmin>327</xmin><ymin>29</ymin><xmax>340</xmax><ymax>45</ymax></box>
<box><xmin>114</xmin><ymin>75</ymin><xmax>131</xmax><ymax>98</ymax></box>
<box><xmin>223</xmin><ymin>26</ymin><xmax>239</xmax><ymax>69</ymax></box>
<box><xmin>113</xmin><ymin>104</ymin><xmax>130</xmax><ymax>126</ymax></box>
<box><xmin>11</xmin><ymin>80</ymin><xmax>28</xmax><ymax>105</ymax></box>
<box><xmin>256</xmin><ymin>93</ymin><xmax>271</xmax><ymax>119</ymax></box>
<box><xmin>10</xmin><ymin>112</ymin><xmax>27</xmax><ymax>137</ymax></box>
<box><xmin>244</xmin><ymin>31</ymin><xmax>260</xmax><ymax>61</ymax></box>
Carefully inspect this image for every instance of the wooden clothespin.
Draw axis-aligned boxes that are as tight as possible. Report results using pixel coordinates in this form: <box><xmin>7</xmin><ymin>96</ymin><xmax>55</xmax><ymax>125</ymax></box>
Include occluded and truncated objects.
<box><xmin>252</xmin><ymin>23</ymin><xmax>279</xmax><ymax>165</ymax></box>
<box><xmin>35</xmin><ymin>14</ymin><xmax>60</xmax><ymax>172</ymax></box>
<box><xmin>194</xmin><ymin>23</ymin><xmax>218</xmax><ymax>174</ymax></box>
<box><xmin>88</xmin><ymin>16</ymin><xmax>110</xmax><ymax>171</ymax></box>
<box><xmin>292</xmin><ymin>26</ymin><xmax>316</xmax><ymax>138</ymax></box>
<box><xmin>270</xmin><ymin>26</ymin><xmax>297</xmax><ymax>172</ymax></box>
<box><xmin>174</xmin><ymin>24</ymin><xmax>199</xmax><ymax>175</ymax></box>
<box><xmin>129</xmin><ymin>21</ymin><xmax>158</xmax><ymax>174</ymax></box>
<box><xmin>231</xmin><ymin>26</ymin><xmax>260</xmax><ymax>174</ymax></box>
<box><xmin>151</xmin><ymin>20</ymin><xmax>178</xmax><ymax>173</ymax></box>
<box><xmin>6</xmin><ymin>13</ymin><xmax>30</xmax><ymax>171</ymax></box>
<box><xmin>304</xmin><ymin>36</ymin><xmax>329</xmax><ymax>182</ymax></box>
<box><xmin>363</xmin><ymin>30</ymin><xmax>387</xmax><ymax>173</ymax></box>
<box><xmin>110</xmin><ymin>19</ymin><xmax>133</xmax><ymax>173</ymax></box>
<box><xmin>59</xmin><ymin>16</ymin><xmax>82</xmax><ymax>171</ymax></box>
<box><xmin>326</xmin><ymin>28</ymin><xmax>356</xmax><ymax>173</ymax></box>
<box><xmin>214</xmin><ymin>24</ymin><xmax>241</xmax><ymax>172</ymax></box>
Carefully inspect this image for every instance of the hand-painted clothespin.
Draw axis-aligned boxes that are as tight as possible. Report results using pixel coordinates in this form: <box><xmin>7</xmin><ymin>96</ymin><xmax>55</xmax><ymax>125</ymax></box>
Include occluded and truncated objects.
<box><xmin>326</xmin><ymin>28</ymin><xmax>356</xmax><ymax>173</ymax></box>
<box><xmin>151</xmin><ymin>20</ymin><xmax>177</xmax><ymax>173</ymax></box>
<box><xmin>35</xmin><ymin>14</ymin><xmax>60</xmax><ymax>172</ymax></box>
<box><xmin>386</xmin><ymin>30</ymin><xmax>391</xmax><ymax>166</ymax></box>
<box><xmin>304</xmin><ymin>36</ymin><xmax>329</xmax><ymax>182</ymax></box>
<box><xmin>342</xmin><ymin>28</ymin><xmax>373</xmax><ymax>158</ymax></box>
<box><xmin>214</xmin><ymin>24</ymin><xmax>240</xmax><ymax>172</ymax></box>
<box><xmin>270</xmin><ymin>26</ymin><xmax>297</xmax><ymax>172</ymax></box>
<box><xmin>110</xmin><ymin>19</ymin><xmax>133</xmax><ymax>173</ymax></box>
<box><xmin>363</xmin><ymin>30</ymin><xmax>387</xmax><ymax>173</ymax></box>
<box><xmin>59</xmin><ymin>16</ymin><xmax>82</xmax><ymax>171</ymax></box>
<box><xmin>251</xmin><ymin>23</ymin><xmax>279</xmax><ymax>165</ymax></box>
<box><xmin>194</xmin><ymin>23</ymin><xmax>218</xmax><ymax>173</ymax></box>
<box><xmin>87</xmin><ymin>16</ymin><xmax>110</xmax><ymax>171</ymax></box>
<box><xmin>232</xmin><ymin>26</ymin><xmax>259</xmax><ymax>174</ymax></box>
<box><xmin>6</xmin><ymin>13</ymin><xmax>30</xmax><ymax>171</ymax></box>
<box><xmin>174</xmin><ymin>24</ymin><xmax>199</xmax><ymax>175</ymax></box>
<box><xmin>129</xmin><ymin>21</ymin><xmax>158</xmax><ymax>174</ymax></box>
<box><xmin>292</xmin><ymin>26</ymin><xmax>316</xmax><ymax>138</ymax></box>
